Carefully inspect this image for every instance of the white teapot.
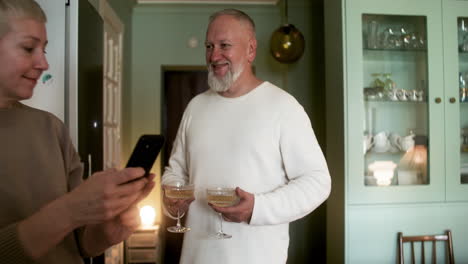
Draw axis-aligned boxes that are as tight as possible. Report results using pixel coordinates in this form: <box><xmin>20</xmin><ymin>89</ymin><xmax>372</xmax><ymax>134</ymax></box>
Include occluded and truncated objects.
<box><xmin>373</xmin><ymin>131</ymin><xmax>390</xmax><ymax>153</ymax></box>
<box><xmin>399</xmin><ymin>133</ymin><xmax>415</xmax><ymax>152</ymax></box>
<box><xmin>388</xmin><ymin>132</ymin><xmax>402</xmax><ymax>153</ymax></box>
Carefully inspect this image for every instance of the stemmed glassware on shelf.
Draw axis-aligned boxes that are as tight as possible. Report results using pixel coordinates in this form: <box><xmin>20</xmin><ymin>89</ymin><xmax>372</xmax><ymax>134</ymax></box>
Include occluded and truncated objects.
<box><xmin>367</xmin><ymin>20</ymin><xmax>379</xmax><ymax>49</ymax></box>
<box><xmin>163</xmin><ymin>182</ymin><xmax>195</xmax><ymax>233</ymax></box>
<box><xmin>364</xmin><ymin>17</ymin><xmax>426</xmax><ymax>51</ymax></box>
<box><xmin>383</xmin><ymin>73</ymin><xmax>395</xmax><ymax>93</ymax></box>
<box><xmin>206</xmin><ymin>187</ymin><xmax>240</xmax><ymax>239</ymax></box>
<box><xmin>459</xmin><ymin>18</ymin><xmax>468</xmax><ymax>52</ymax></box>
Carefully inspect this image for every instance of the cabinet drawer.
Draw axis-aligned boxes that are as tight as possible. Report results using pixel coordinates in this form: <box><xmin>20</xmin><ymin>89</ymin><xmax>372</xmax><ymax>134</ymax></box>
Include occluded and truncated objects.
<box><xmin>127</xmin><ymin>232</ymin><xmax>158</xmax><ymax>247</ymax></box>
<box><xmin>127</xmin><ymin>248</ymin><xmax>157</xmax><ymax>263</ymax></box>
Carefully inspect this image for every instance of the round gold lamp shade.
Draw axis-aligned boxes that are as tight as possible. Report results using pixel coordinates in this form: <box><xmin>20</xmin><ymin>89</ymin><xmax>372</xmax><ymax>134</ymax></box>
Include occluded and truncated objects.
<box><xmin>270</xmin><ymin>23</ymin><xmax>305</xmax><ymax>64</ymax></box>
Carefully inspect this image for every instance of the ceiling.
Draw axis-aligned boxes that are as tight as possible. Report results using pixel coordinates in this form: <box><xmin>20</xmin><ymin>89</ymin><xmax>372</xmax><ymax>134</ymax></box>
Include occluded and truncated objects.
<box><xmin>136</xmin><ymin>0</ymin><xmax>279</xmax><ymax>5</ymax></box>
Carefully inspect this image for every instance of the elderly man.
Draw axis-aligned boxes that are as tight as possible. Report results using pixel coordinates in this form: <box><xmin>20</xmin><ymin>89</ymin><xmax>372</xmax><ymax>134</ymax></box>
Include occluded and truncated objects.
<box><xmin>162</xmin><ymin>9</ymin><xmax>331</xmax><ymax>264</ymax></box>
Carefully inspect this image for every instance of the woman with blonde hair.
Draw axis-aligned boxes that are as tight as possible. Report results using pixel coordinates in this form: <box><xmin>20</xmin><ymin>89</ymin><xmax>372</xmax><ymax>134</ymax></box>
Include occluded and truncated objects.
<box><xmin>0</xmin><ymin>1</ymin><xmax>154</xmax><ymax>263</ymax></box>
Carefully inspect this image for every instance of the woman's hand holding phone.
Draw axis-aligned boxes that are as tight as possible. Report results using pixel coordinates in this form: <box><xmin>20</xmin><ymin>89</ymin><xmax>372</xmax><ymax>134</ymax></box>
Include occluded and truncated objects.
<box><xmin>64</xmin><ymin>167</ymin><xmax>154</xmax><ymax>227</ymax></box>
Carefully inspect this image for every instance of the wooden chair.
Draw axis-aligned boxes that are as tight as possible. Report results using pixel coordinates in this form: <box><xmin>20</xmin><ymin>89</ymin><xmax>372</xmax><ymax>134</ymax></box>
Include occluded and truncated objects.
<box><xmin>398</xmin><ymin>230</ymin><xmax>455</xmax><ymax>264</ymax></box>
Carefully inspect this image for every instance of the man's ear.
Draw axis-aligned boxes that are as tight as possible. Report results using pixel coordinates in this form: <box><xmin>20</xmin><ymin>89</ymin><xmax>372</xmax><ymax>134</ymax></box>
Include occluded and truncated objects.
<box><xmin>248</xmin><ymin>38</ymin><xmax>257</xmax><ymax>63</ymax></box>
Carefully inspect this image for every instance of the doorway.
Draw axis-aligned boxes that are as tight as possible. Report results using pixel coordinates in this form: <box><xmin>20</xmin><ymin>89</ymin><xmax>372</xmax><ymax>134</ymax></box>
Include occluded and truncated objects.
<box><xmin>161</xmin><ymin>66</ymin><xmax>208</xmax><ymax>264</ymax></box>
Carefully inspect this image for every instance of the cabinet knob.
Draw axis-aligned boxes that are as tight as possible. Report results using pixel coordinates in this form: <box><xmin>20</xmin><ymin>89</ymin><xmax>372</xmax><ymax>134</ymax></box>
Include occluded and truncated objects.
<box><xmin>435</xmin><ymin>97</ymin><xmax>442</xmax><ymax>103</ymax></box>
<box><xmin>449</xmin><ymin>97</ymin><xmax>456</xmax><ymax>103</ymax></box>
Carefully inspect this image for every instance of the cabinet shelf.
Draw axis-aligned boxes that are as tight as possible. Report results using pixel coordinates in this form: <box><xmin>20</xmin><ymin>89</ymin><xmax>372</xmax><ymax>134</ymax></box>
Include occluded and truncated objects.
<box><xmin>364</xmin><ymin>47</ymin><xmax>427</xmax><ymax>52</ymax></box>
<box><xmin>364</xmin><ymin>99</ymin><xmax>427</xmax><ymax>104</ymax></box>
<box><xmin>365</xmin><ymin>151</ymin><xmax>407</xmax><ymax>155</ymax></box>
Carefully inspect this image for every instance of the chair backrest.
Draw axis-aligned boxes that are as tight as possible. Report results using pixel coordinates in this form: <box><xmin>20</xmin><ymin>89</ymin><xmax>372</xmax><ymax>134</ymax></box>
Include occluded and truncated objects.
<box><xmin>398</xmin><ymin>230</ymin><xmax>455</xmax><ymax>264</ymax></box>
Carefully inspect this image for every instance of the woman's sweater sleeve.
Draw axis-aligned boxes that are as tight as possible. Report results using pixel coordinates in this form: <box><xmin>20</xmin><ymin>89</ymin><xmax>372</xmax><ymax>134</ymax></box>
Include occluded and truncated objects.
<box><xmin>0</xmin><ymin>223</ymin><xmax>35</xmax><ymax>264</ymax></box>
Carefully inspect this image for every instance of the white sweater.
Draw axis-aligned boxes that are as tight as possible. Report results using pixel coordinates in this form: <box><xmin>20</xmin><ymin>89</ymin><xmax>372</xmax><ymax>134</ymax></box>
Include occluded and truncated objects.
<box><xmin>162</xmin><ymin>81</ymin><xmax>331</xmax><ymax>264</ymax></box>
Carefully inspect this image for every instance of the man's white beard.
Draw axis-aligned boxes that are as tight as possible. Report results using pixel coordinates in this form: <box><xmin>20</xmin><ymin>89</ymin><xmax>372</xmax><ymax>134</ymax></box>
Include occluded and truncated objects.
<box><xmin>207</xmin><ymin>62</ymin><xmax>243</xmax><ymax>93</ymax></box>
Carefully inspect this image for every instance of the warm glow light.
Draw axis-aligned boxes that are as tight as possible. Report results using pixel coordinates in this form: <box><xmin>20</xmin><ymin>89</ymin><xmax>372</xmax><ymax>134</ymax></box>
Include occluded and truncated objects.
<box><xmin>398</xmin><ymin>142</ymin><xmax>428</xmax><ymax>184</ymax></box>
<box><xmin>139</xmin><ymin>205</ymin><xmax>156</xmax><ymax>227</ymax></box>
<box><xmin>369</xmin><ymin>161</ymin><xmax>397</xmax><ymax>186</ymax></box>
<box><xmin>412</xmin><ymin>145</ymin><xmax>426</xmax><ymax>164</ymax></box>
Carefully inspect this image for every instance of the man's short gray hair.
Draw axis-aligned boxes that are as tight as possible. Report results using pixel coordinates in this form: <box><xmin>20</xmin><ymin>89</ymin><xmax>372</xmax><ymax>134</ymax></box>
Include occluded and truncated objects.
<box><xmin>209</xmin><ymin>9</ymin><xmax>256</xmax><ymax>37</ymax></box>
<box><xmin>0</xmin><ymin>0</ymin><xmax>47</xmax><ymax>36</ymax></box>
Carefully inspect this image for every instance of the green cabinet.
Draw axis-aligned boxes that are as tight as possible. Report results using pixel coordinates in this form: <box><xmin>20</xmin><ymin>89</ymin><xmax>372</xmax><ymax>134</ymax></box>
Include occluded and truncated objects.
<box><xmin>325</xmin><ymin>0</ymin><xmax>468</xmax><ymax>262</ymax></box>
<box><xmin>443</xmin><ymin>1</ymin><xmax>468</xmax><ymax>201</ymax></box>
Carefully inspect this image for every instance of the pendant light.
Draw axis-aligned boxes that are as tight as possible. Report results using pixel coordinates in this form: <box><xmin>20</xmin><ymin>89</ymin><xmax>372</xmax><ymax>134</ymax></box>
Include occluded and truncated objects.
<box><xmin>270</xmin><ymin>0</ymin><xmax>305</xmax><ymax>64</ymax></box>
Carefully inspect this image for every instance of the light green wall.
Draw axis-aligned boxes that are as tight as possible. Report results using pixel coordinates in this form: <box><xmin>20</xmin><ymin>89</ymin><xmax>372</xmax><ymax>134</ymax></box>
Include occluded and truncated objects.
<box><xmin>282</xmin><ymin>0</ymin><xmax>327</xmax><ymax>148</ymax></box>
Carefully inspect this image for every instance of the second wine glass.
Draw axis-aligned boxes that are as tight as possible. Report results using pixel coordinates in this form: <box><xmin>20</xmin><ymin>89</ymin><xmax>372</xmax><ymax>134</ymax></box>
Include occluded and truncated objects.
<box><xmin>206</xmin><ymin>187</ymin><xmax>240</xmax><ymax>239</ymax></box>
<box><xmin>163</xmin><ymin>183</ymin><xmax>195</xmax><ymax>233</ymax></box>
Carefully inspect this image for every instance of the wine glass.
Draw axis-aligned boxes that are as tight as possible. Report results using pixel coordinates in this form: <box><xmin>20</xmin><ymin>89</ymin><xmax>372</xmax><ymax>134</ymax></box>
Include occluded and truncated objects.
<box><xmin>206</xmin><ymin>187</ymin><xmax>240</xmax><ymax>239</ymax></box>
<box><xmin>163</xmin><ymin>183</ymin><xmax>195</xmax><ymax>233</ymax></box>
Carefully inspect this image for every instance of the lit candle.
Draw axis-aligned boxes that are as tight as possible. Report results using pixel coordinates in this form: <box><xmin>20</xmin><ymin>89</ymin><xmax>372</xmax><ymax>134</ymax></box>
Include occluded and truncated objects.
<box><xmin>139</xmin><ymin>205</ymin><xmax>156</xmax><ymax>228</ymax></box>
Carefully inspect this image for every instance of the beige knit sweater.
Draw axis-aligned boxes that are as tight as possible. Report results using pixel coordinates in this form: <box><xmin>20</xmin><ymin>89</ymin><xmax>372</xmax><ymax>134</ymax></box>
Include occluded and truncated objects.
<box><xmin>0</xmin><ymin>103</ymin><xmax>85</xmax><ymax>264</ymax></box>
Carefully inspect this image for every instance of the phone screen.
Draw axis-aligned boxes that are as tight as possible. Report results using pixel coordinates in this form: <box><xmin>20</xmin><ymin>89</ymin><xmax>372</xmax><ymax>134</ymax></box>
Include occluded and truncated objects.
<box><xmin>126</xmin><ymin>134</ymin><xmax>164</xmax><ymax>176</ymax></box>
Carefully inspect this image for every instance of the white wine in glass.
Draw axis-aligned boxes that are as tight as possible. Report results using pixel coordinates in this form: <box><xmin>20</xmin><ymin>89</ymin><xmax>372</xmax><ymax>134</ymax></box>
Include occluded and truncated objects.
<box><xmin>163</xmin><ymin>183</ymin><xmax>195</xmax><ymax>233</ymax></box>
<box><xmin>206</xmin><ymin>187</ymin><xmax>240</xmax><ymax>239</ymax></box>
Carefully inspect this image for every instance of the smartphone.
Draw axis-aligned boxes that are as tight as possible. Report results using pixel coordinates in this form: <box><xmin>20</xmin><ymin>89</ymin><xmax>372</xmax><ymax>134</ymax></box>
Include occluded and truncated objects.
<box><xmin>126</xmin><ymin>134</ymin><xmax>165</xmax><ymax>176</ymax></box>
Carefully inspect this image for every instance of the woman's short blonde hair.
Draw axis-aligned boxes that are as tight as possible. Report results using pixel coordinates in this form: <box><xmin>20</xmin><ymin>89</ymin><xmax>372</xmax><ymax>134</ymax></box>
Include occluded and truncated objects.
<box><xmin>0</xmin><ymin>0</ymin><xmax>47</xmax><ymax>36</ymax></box>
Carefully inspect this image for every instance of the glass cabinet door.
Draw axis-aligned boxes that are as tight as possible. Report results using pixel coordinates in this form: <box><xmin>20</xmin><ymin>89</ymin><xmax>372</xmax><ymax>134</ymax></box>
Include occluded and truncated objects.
<box><xmin>444</xmin><ymin>1</ymin><xmax>468</xmax><ymax>201</ymax></box>
<box><xmin>346</xmin><ymin>0</ymin><xmax>445</xmax><ymax>204</ymax></box>
<box><xmin>362</xmin><ymin>14</ymin><xmax>429</xmax><ymax>188</ymax></box>
<box><xmin>459</xmin><ymin>17</ymin><xmax>468</xmax><ymax>186</ymax></box>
